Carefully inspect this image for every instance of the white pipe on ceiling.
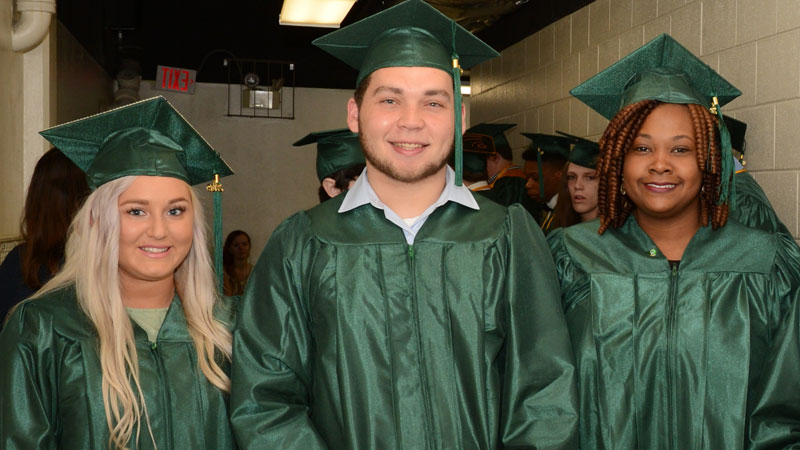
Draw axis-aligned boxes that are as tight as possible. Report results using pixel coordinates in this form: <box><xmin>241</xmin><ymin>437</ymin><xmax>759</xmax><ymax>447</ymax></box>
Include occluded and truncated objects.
<box><xmin>12</xmin><ymin>0</ymin><xmax>56</xmax><ymax>53</ymax></box>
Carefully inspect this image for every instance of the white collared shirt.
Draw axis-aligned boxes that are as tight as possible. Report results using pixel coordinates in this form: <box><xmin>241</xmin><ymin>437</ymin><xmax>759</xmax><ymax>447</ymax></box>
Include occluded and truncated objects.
<box><xmin>547</xmin><ymin>193</ymin><xmax>559</xmax><ymax>210</ymax></box>
<box><xmin>467</xmin><ymin>180</ymin><xmax>489</xmax><ymax>191</ymax></box>
<box><xmin>338</xmin><ymin>166</ymin><xmax>480</xmax><ymax>244</ymax></box>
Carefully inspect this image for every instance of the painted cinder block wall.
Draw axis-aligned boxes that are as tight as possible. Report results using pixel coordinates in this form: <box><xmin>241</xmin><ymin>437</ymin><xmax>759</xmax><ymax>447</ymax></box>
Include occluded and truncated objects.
<box><xmin>470</xmin><ymin>0</ymin><xmax>800</xmax><ymax>238</ymax></box>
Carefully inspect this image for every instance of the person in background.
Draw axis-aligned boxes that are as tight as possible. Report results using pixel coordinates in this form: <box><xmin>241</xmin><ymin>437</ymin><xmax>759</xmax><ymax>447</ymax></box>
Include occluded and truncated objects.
<box><xmin>0</xmin><ymin>97</ymin><xmax>237</xmax><ymax>450</ymax></box>
<box><xmin>231</xmin><ymin>1</ymin><xmax>578</xmax><ymax>448</ymax></box>
<box><xmin>293</xmin><ymin>128</ymin><xmax>366</xmax><ymax>203</ymax></box>
<box><xmin>0</xmin><ymin>148</ymin><xmax>89</xmax><ymax>325</ymax></box>
<box><xmin>724</xmin><ymin>115</ymin><xmax>793</xmax><ymax>236</ymax></box>
<box><xmin>521</xmin><ymin>133</ymin><xmax>571</xmax><ymax>233</ymax></box>
<box><xmin>456</xmin><ymin>146</ymin><xmax>490</xmax><ymax>189</ymax></box>
<box><xmin>550</xmin><ymin>34</ymin><xmax>800</xmax><ymax>449</ymax></box>
<box><xmin>554</xmin><ymin>131</ymin><xmax>600</xmax><ymax>227</ymax></box>
<box><xmin>223</xmin><ymin>229</ymin><xmax>252</xmax><ymax>296</ymax></box>
<box><xmin>463</xmin><ymin>123</ymin><xmax>539</xmax><ymax>216</ymax></box>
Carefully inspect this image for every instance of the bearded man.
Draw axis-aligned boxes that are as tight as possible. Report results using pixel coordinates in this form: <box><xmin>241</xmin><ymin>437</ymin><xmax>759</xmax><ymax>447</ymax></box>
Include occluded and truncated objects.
<box><xmin>230</xmin><ymin>1</ymin><xmax>578</xmax><ymax>448</ymax></box>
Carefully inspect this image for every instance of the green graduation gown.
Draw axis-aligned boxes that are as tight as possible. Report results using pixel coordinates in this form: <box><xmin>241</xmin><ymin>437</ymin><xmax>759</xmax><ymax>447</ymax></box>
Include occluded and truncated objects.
<box><xmin>0</xmin><ymin>286</ymin><xmax>237</xmax><ymax>450</ymax></box>
<box><xmin>231</xmin><ymin>195</ymin><xmax>578</xmax><ymax>449</ymax></box>
<box><xmin>732</xmin><ymin>171</ymin><xmax>792</xmax><ymax>236</ymax></box>
<box><xmin>547</xmin><ymin>217</ymin><xmax>800</xmax><ymax>450</ymax></box>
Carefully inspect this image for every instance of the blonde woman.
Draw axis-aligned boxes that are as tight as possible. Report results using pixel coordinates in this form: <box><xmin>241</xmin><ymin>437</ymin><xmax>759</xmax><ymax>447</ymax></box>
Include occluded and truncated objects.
<box><xmin>0</xmin><ymin>97</ymin><xmax>236</xmax><ymax>450</ymax></box>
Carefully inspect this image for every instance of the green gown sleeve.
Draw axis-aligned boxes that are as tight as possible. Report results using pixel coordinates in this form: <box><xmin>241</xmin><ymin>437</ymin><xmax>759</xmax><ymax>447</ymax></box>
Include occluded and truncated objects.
<box><xmin>749</xmin><ymin>232</ymin><xmax>800</xmax><ymax>450</ymax></box>
<box><xmin>230</xmin><ymin>212</ymin><xmax>328</xmax><ymax>449</ymax></box>
<box><xmin>499</xmin><ymin>206</ymin><xmax>579</xmax><ymax>449</ymax></box>
<box><xmin>0</xmin><ymin>303</ymin><xmax>58</xmax><ymax>449</ymax></box>
<box><xmin>546</xmin><ymin>228</ymin><xmax>590</xmax><ymax>310</ymax></box>
<box><xmin>733</xmin><ymin>172</ymin><xmax>792</xmax><ymax>236</ymax></box>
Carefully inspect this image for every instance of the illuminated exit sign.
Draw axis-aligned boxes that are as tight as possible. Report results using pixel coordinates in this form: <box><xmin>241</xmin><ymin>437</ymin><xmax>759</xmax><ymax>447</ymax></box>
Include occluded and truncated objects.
<box><xmin>155</xmin><ymin>65</ymin><xmax>196</xmax><ymax>94</ymax></box>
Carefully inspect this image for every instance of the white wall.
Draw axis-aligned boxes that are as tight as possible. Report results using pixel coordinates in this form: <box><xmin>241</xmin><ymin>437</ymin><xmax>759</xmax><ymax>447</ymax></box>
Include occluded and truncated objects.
<box><xmin>471</xmin><ymin>0</ymin><xmax>800</xmax><ymax>239</ymax></box>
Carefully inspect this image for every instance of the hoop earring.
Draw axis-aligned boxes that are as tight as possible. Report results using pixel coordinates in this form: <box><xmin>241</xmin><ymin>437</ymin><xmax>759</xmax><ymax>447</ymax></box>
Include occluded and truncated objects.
<box><xmin>620</xmin><ymin>183</ymin><xmax>627</xmax><ymax>196</ymax></box>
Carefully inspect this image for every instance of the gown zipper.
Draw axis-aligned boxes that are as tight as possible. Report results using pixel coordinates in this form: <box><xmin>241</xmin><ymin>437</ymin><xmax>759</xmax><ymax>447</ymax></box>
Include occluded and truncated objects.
<box><xmin>408</xmin><ymin>244</ymin><xmax>435</xmax><ymax>449</ymax></box>
<box><xmin>150</xmin><ymin>342</ymin><xmax>173</xmax><ymax>450</ymax></box>
<box><xmin>666</xmin><ymin>262</ymin><xmax>679</xmax><ymax>450</ymax></box>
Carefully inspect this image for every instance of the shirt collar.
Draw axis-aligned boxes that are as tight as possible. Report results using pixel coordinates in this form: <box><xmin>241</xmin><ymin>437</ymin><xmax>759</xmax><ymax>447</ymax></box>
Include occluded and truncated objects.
<box><xmin>339</xmin><ymin>166</ymin><xmax>479</xmax><ymax>214</ymax></box>
<box><xmin>468</xmin><ymin>180</ymin><xmax>489</xmax><ymax>191</ymax></box>
<box><xmin>547</xmin><ymin>193</ymin><xmax>559</xmax><ymax>210</ymax></box>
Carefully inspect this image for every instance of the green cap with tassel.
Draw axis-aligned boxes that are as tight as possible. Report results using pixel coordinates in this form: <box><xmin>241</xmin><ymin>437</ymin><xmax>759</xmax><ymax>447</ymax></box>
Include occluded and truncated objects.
<box><xmin>570</xmin><ymin>33</ymin><xmax>741</xmax><ymax>206</ymax></box>
<box><xmin>312</xmin><ymin>0</ymin><xmax>498</xmax><ymax>186</ymax></box>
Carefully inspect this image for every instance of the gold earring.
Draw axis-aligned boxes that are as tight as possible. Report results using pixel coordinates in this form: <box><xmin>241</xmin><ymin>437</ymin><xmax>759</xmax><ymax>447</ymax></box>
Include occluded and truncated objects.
<box><xmin>620</xmin><ymin>183</ymin><xmax>627</xmax><ymax>196</ymax></box>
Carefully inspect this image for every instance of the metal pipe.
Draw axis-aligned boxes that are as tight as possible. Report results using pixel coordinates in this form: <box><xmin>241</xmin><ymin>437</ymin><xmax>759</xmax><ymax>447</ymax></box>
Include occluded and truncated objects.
<box><xmin>12</xmin><ymin>0</ymin><xmax>56</xmax><ymax>53</ymax></box>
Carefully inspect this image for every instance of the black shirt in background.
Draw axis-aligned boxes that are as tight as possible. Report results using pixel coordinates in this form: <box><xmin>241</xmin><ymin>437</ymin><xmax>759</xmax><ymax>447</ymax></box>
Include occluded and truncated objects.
<box><xmin>0</xmin><ymin>244</ymin><xmax>51</xmax><ymax>329</ymax></box>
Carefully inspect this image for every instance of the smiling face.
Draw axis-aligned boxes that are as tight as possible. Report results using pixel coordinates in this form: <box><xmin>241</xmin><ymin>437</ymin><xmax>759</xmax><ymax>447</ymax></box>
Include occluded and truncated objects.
<box><xmin>117</xmin><ymin>176</ymin><xmax>194</xmax><ymax>287</ymax></box>
<box><xmin>566</xmin><ymin>162</ymin><xmax>599</xmax><ymax>219</ymax></box>
<box><xmin>623</xmin><ymin>103</ymin><xmax>702</xmax><ymax>224</ymax></box>
<box><xmin>347</xmin><ymin>66</ymin><xmax>464</xmax><ymax>184</ymax></box>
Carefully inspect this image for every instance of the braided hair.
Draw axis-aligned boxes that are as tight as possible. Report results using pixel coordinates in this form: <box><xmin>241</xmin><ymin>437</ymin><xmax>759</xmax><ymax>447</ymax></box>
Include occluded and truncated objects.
<box><xmin>596</xmin><ymin>100</ymin><xmax>729</xmax><ymax>234</ymax></box>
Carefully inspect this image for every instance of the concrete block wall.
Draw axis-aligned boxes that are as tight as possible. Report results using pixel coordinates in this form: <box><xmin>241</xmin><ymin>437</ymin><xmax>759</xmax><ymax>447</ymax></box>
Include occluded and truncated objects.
<box><xmin>471</xmin><ymin>0</ymin><xmax>800</xmax><ymax>238</ymax></box>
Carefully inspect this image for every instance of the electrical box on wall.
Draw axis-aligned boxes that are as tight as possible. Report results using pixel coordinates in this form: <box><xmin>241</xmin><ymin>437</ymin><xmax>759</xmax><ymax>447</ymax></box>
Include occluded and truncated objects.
<box><xmin>242</xmin><ymin>88</ymin><xmax>280</xmax><ymax>109</ymax></box>
<box><xmin>225</xmin><ymin>59</ymin><xmax>294</xmax><ymax>119</ymax></box>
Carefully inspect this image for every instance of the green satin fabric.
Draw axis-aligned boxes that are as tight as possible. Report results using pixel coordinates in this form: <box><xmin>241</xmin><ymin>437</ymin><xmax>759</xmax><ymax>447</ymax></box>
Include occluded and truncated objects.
<box><xmin>749</xmin><ymin>267</ymin><xmax>800</xmax><ymax>448</ymax></box>
<box><xmin>0</xmin><ymin>287</ymin><xmax>237</xmax><ymax>450</ymax></box>
<box><xmin>548</xmin><ymin>217</ymin><xmax>800</xmax><ymax>449</ymax></box>
<box><xmin>89</xmin><ymin>127</ymin><xmax>190</xmax><ymax>189</ymax></box>
<box><xmin>231</xmin><ymin>195</ymin><xmax>578</xmax><ymax>449</ymax></box>
<box><xmin>620</xmin><ymin>68</ymin><xmax>707</xmax><ymax>111</ymax></box>
<box><xmin>357</xmin><ymin>27</ymin><xmax>451</xmax><ymax>86</ymax></box>
<box><xmin>732</xmin><ymin>171</ymin><xmax>792</xmax><ymax>236</ymax></box>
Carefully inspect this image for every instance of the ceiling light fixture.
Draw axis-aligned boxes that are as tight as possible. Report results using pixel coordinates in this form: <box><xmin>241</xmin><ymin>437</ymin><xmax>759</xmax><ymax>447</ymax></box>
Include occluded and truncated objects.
<box><xmin>279</xmin><ymin>0</ymin><xmax>357</xmax><ymax>28</ymax></box>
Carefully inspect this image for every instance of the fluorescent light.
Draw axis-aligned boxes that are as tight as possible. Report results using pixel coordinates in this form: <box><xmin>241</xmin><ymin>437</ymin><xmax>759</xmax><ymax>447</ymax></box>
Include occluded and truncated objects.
<box><xmin>461</xmin><ymin>85</ymin><xmax>471</xmax><ymax>96</ymax></box>
<box><xmin>279</xmin><ymin>0</ymin><xmax>356</xmax><ymax>28</ymax></box>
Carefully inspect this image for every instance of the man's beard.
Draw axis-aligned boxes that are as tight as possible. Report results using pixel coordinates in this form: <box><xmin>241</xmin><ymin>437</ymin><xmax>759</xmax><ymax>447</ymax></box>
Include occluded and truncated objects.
<box><xmin>358</xmin><ymin>127</ymin><xmax>452</xmax><ymax>184</ymax></box>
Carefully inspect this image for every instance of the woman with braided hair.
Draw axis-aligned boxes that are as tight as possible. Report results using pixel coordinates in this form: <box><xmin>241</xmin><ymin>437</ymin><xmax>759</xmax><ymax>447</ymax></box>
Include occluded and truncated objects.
<box><xmin>548</xmin><ymin>34</ymin><xmax>800</xmax><ymax>449</ymax></box>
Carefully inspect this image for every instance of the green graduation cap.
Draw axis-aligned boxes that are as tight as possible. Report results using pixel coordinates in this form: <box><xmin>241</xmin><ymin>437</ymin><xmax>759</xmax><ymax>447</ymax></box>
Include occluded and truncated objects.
<box><xmin>463</xmin><ymin>123</ymin><xmax>515</xmax><ymax>160</ymax></box>
<box><xmin>570</xmin><ymin>34</ymin><xmax>740</xmax><ymax>119</ymax></box>
<box><xmin>293</xmin><ymin>128</ymin><xmax>365</xmax><ymax>181</ymax></box>
<box><xmin>556</xmin><ymin>131</ymin><xmax>600</xmax><ymax>170</ymax></box>
<box><xmin>313</xmin><ymin>0</ymin><xmax>499</xmax><ymax>186</ymax></box>
<box><xmin>521</xmin><ymin>133</ymin><xmax>572</xmax><ymax>200</ymax></box>
<box><xmin>40</xmin><ymin>96</ymin><xmax>232</xmax><ymax>189</ymax></box>
<box><xmin>39</xmin><ymin>96</ymin><xmax>233</xmax><ymax>292</ymax></box>
<box><xmin>570</xmin><ymin>33</ymin><xmax>741</xmax><ymax>204</ymax></box>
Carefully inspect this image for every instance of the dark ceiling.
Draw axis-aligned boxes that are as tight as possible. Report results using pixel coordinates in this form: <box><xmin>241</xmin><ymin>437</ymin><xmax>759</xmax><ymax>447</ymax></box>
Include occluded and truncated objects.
<box><xmin>56</xmin><ymin>0</ymin><xmax>592</xmax><ymax>90</ymax></box>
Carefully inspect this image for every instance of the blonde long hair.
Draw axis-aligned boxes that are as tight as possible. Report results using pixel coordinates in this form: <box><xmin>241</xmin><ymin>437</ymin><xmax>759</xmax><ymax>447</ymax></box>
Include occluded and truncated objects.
<box><xmin>32</xmin><ymin>176</ymin><xmax>232</xmax><ymax>450</ymax></box>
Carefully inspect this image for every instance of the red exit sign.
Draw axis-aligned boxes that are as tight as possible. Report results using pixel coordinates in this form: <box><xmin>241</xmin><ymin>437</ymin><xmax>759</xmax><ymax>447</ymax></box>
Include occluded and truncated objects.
<box><xmin>155</xmin><ymin>65</ymin><xmax>196</xmax><ymax>94</ymax></box>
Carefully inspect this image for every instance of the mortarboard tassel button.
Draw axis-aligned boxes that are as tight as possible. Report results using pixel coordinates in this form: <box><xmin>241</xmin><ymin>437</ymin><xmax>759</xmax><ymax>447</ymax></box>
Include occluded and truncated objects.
<box><xmin>206</xmin><ymin>173</ymin><xmax>224</xmax><ymax>192</ymax></box>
